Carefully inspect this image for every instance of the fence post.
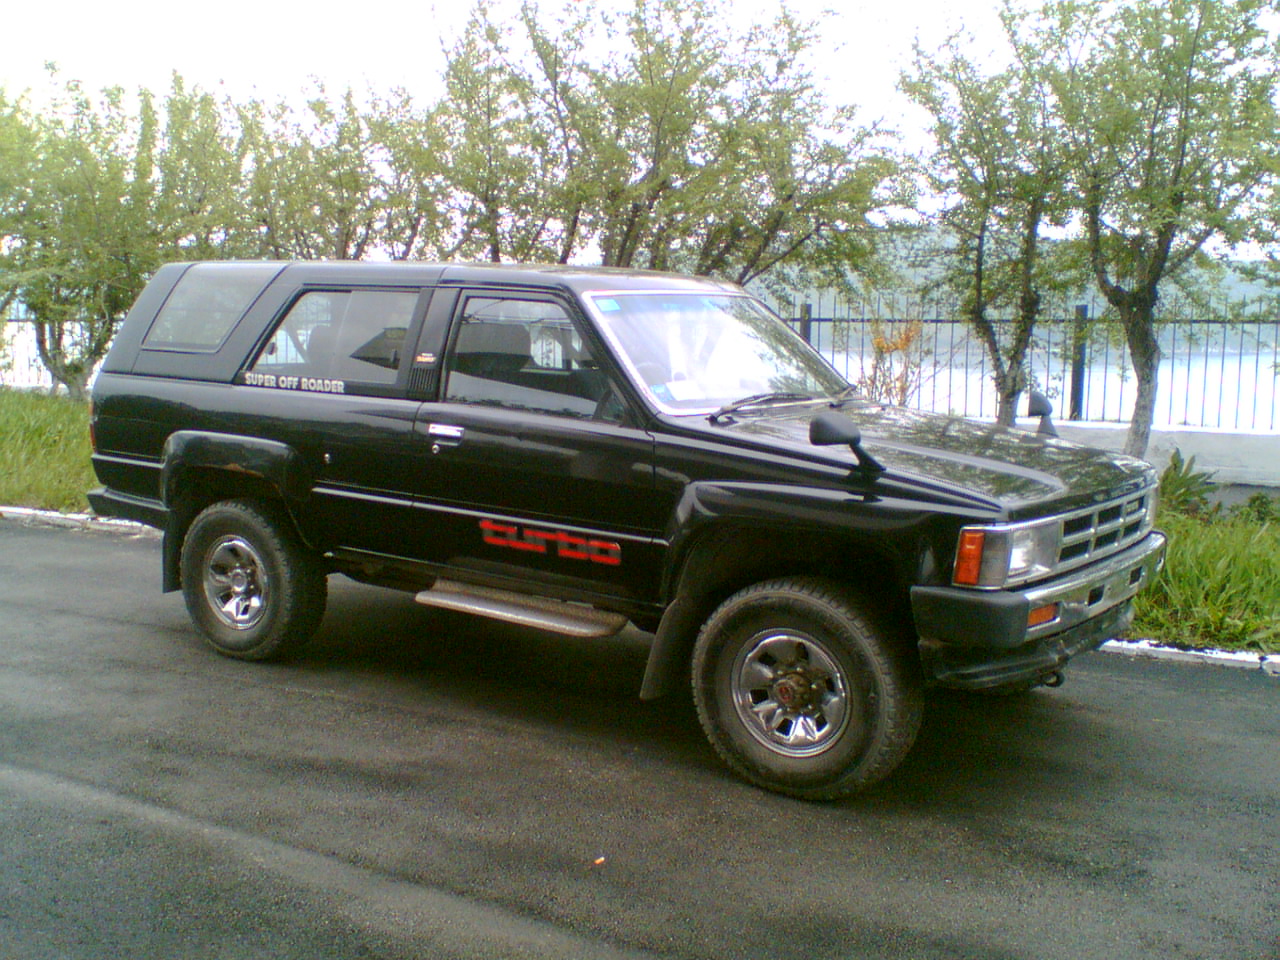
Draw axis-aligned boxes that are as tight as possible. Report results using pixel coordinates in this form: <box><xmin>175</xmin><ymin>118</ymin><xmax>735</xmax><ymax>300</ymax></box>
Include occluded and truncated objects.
<box><xmin>799</xmin><ymin>303</ymin><xmax>813</xmax><ymax>344</ymax></box>
<box><xmin>1069</xmin><ymin>304</ymin><xmax>1088</xmax><ymax>420</ymax></box>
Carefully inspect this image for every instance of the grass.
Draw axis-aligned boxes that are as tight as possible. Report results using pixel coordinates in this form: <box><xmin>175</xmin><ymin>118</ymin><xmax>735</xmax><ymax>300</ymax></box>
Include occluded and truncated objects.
<box><xmin>1132</xmin><ymin>510</ymin><xmax>1280</xmax><ymax>654</ymax></box>
<box><xmin>0</xmin><ymin>387</ymin><xmax>96</xmax><ymax>514</ymax></box>
<box><xmin>1</xmin><ymin>387</ymin><xmax>1277</xmax><ymax>653</ymax></box>
<box><xmin>1129</xmin><ymin>448</ymin><xmax>1280</xmax><ymax>654</ymax></box>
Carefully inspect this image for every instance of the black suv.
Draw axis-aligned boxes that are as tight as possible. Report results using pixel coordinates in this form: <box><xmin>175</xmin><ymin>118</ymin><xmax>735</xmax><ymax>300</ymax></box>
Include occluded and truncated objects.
<box><xmin>89</xmin><ymin>261</ymin><xmax>1166</xmax><ymax>798</ymax></box>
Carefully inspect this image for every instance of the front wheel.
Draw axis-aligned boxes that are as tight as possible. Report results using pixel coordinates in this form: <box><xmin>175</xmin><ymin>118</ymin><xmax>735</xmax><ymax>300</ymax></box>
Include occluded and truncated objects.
<box><xmin>180</xmin><ymin>499</ymin><xmax>327</xmax><ymax>661</ymax></box>
<box><xmin>692</xmin><ymin>578</ymin><xmax>923</xmax><ymax>800</ymax></box>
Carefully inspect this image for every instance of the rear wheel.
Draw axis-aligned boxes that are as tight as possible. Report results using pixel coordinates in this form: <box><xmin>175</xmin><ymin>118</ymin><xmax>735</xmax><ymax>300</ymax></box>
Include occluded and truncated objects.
<box><xmin>180</xmin><ymin>500</ymin><xmax>326</xmax><ymax>660</ymax></box>
<box><xmin>692</xmin><ymin>577</ymin><xmax>922</xmax><ymax>799</ymax></box>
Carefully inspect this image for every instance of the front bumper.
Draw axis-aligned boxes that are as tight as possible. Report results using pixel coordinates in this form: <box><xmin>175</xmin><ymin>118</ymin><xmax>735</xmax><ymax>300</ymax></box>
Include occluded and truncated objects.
<box><xmin>910</xmin><ymin>530</ymin><xmax>1167</xmax><ymax>689</ymax></box>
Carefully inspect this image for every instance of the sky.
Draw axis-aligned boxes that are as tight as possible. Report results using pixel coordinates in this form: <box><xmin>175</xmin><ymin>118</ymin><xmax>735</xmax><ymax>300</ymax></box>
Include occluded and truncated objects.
<box><xmin>0</xmin><ymin>0</ymin><xmax>1009</xmax><ymax>141</ymax></box>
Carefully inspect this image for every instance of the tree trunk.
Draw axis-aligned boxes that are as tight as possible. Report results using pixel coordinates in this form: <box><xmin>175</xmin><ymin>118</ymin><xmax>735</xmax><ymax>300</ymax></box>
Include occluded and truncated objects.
<box><xmin>1121</xmin><ymin>306</ymin><xmax>1162</xmax><ymax>459</ymax></box>
<box><xmin>995</xmin><ymin>385</ymin><xmax>1021</xmax><ymax>427</ymax></box>
<box><xmin>61</xmin><ymin>374</ymin><xmax>89</xmax><ymax>402</ymax></box>
<box><xmin>33</xmin><ymin>320</ymin><xmax>97</xmax><ymax>403</ymax></box>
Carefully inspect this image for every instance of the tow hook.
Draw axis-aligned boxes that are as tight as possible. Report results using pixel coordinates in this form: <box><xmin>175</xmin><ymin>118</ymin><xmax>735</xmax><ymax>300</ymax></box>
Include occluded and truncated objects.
<box><xmin>1042</xmin><ymin>671</ymin><xmax>1066</xmax><ymax>688</ymax></box>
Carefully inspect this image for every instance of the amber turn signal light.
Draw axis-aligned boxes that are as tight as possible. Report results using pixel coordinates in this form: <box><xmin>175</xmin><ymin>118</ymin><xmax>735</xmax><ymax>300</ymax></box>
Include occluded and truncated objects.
<box><xmin>1028</xmin><ymin>603</ymin><xmax>1059</xmax><ymax>628</ymax></box>
<box><xmin>953</xmin><ymin>529</ymin><xmax>986</xmax><ymax>585</ymax></box>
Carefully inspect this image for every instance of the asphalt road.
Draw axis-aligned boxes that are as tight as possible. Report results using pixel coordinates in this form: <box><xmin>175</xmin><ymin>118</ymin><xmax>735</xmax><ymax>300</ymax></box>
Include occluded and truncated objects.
<box><xmin>1</xmin><ymin>519</ymin><xmax>1276</xmax><ymax>960</ymax></box>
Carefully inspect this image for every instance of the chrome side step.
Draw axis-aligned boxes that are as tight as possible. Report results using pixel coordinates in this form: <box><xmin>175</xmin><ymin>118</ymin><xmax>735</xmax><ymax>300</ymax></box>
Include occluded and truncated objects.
<box><xmin>414</xmin><ymin>580</ymin><xmax>628</xmax><ymax>638</ymax></box>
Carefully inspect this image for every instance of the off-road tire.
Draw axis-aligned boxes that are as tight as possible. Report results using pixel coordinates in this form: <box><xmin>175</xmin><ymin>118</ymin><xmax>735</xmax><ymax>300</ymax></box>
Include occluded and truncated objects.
<box><xmin>692</xmin><ymin>577</ymin><xmax>923</xmax><ymax>800</ymax></box>
<box><xmin>180</xmin><ymin>499</ymin><xmax>326</xmax><ymax>661</ymax></box>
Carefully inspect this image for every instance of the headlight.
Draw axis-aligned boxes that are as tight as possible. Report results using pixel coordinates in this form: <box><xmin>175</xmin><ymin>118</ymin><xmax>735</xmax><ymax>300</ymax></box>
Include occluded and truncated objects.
<box><xmin>1006</xmin><ymin>522</ymin><xmax>1060</xmax><ymax>582</ymax></box>
<box><xmin>953</xmin><ymin>518</ymin><xmax>1061</xmax><ymax>588</ymax></box>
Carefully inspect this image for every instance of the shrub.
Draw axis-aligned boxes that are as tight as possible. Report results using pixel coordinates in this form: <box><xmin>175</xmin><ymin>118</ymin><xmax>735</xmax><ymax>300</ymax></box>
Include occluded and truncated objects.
<box><xmin>1158</xmin><ymin>447</ymin><xmax>1217</xmax><ymax>517</ymax></box>
<box><xmin>1229</xmin><ymin>491</ymin><xmax>1280</xmax><ymax>524</ymax></box>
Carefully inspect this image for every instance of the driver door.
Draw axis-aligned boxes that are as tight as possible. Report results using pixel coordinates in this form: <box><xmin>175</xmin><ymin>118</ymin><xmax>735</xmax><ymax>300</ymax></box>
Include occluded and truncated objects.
<box><xmin>411</xmin><ymin>291</ymin><xmax>668</xmax><ymax>604</ymax></box>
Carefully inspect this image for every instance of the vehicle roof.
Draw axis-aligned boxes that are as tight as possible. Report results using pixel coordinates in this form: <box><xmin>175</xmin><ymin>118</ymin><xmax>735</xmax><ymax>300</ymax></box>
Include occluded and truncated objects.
<box><xmin>168</xmin><ymin>260</ymin><xmax>747</xmax><ymax>296</ymax></box>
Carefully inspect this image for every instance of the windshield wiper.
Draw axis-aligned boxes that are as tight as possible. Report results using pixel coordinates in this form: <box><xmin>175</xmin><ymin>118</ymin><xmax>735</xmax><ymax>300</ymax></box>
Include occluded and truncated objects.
<box><xmin>708</xmin><ymin>392</ymin><xmax>816</xmax><ymax>423</ymax></box>
<box><xmin>829</xmin><ymin>385</ymin><xmax>861</xmax><ymax>407</ymax></box>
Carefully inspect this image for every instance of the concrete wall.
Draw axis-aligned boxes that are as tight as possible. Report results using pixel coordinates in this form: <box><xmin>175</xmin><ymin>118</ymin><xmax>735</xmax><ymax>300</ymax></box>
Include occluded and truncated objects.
<box><xmin>1056</xmin><ymin>421</ymin><xmax>1280</xmax><ymax>492</ymax></box>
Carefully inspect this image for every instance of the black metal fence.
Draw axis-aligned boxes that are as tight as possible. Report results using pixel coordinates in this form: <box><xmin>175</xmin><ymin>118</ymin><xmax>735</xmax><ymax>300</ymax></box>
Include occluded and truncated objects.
<box><xmin>775</xmin><ymin>300</ymin><xmax>1280</xmax><ymax>432</ymax></box>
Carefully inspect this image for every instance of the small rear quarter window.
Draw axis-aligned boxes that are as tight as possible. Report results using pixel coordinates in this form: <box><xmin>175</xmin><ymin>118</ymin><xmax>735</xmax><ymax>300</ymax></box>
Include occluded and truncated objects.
<box><xmin>144</xmin><ymin>263</ymin><xmax>278</xmax><ymax>351</ymax></box>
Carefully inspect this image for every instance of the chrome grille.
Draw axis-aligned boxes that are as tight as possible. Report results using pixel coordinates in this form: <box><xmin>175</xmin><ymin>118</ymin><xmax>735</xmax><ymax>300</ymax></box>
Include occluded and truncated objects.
<box><xmin>1056</xmin><ymin>488</ymin><xmax>1155</xmax><ymax>571</ymax></box>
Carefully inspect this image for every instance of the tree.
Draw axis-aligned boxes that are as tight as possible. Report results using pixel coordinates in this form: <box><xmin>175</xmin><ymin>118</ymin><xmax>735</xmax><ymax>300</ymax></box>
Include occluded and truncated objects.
<box><xmin>0</xmin><ymin>76</ymin><xmax>161</xmax><ymax>398</ymax></box>
<box><xmin>0</xmin><ymin>92</ymin><xmax>38</xmax><ymax>320</ymax></box>
<box><xmin>369</xmin><ymin>89</ymin><xmax>452</xmax><ymax>261</ymax></box>
<box><xmin>236</xmin><ymin>88</ymin><xmax>397</xmax><ymax>261</ymax></box>
<box><xmin>435</xmin><ymin>0</ymin><xmax>895</xmax><ymax>282</ymax></box>
<box><xmin>430</xmin><ymin>7</ymin><xmax>562</xmax><ymax>263</ymax></box>
<box><xmin>576</xmin><ymin>0</ymin><xmax>894</xmax><ymax>284</ymax></box>
<box><xmin>904</xmin><ymin>22</ymin><xmax>1073</xmax><ymax>426</ymax></box>
<box><xmin>152</xmin><ymin>76</ymin><xmax>254</xmax><ymax>260</ymax></box>
<box><xmin>1036</xmin><ymin>0</ymin><xmax>1280</xmax><ymax>456</ymax></box>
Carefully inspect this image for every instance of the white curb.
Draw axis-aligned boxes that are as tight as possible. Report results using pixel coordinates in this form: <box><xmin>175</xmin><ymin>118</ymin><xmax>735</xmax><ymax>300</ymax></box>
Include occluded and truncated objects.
<box><xmin>1101</xmin><ymin>639</ymin><xmax>1280</xmax><ymax>678</ymax></box>
<box><xmin>0</xmin><ymin>505</ymin><xmax>159</xmax><ymax>538</ymax></box>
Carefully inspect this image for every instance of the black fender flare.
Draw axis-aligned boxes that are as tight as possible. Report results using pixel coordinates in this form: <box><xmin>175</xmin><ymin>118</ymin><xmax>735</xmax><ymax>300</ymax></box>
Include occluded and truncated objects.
<box><xmin>641</xmin><ymin>481</ymin><xmax>841</xmax><ymax>701</ymax></box>
<box><xmin>639</xmin><ymin>480</ymin><xmax>935</xmax><ymax>699</ymax></box>
<box><xmin>158</xmin><ymin>431</ymin><xmax>314</xmax><ymax>591</ymax></box>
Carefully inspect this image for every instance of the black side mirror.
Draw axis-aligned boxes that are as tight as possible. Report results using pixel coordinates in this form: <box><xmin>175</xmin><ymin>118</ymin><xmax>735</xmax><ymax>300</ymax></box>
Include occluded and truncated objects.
<box><xmin>1027</xmin><ymin>391</ymin><xmax>1058</xmax><ymax>437</ymax></box>
<box><xmin>810</xmin><ymin>411</ymin><xmax>885</xmax><ymax>478</ymax></box>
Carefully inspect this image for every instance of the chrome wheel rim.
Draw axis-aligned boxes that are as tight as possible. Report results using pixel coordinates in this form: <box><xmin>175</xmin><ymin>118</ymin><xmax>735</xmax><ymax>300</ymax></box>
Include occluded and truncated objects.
<box><xmin>731</xmin><ymin>631</ymin><xmax>851</xmax><ymax>757</ymax></box>
<box><xmin>202</xmin><ymin>536</ymin><xmax>268</xmax><ymax>630</ymax></box>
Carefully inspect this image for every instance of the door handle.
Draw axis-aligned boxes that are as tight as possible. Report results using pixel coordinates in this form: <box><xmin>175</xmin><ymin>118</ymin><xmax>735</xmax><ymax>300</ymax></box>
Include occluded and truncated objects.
<box><xmin>427</xmin><ymin>423</ymin><xmax>464</xmax><ymax>454</ymax></box>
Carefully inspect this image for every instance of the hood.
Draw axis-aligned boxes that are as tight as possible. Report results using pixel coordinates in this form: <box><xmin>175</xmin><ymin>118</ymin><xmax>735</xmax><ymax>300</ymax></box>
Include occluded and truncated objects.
<box><xmin>694</xmin><ymin>400</ymin><xmax>1155</xmax><ymax>516</ymax></box>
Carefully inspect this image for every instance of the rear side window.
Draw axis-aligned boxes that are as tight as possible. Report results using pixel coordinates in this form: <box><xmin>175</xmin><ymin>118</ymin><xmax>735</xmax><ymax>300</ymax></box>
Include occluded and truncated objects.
<box><xmin>247</xmin><ymin>289</ymin><xmax>419</xmax><ymax>393</ymax></box>
<box><xmin>144</xmin><ymin>263</ymin><xmax>278</xmax><ymax>351</ymax></box>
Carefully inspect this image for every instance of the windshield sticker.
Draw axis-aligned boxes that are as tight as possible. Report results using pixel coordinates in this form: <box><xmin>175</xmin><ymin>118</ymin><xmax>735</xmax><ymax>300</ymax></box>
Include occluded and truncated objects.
<box><xmin>596</xmin><ymin>298</ymin><xmax>621</xmax><ymax>312</ymax></box>
<box><xmin>243</xmin><ymin>372</ymin><xmax>346</xmax><ymax>394</ymax></box>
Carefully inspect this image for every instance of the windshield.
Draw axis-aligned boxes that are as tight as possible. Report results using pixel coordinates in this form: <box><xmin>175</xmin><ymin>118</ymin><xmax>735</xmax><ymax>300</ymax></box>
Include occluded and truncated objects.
<box><xmin>586</xmin><ymin>292</ymin><xmax>848</xmax><ymax>415</ymax></box>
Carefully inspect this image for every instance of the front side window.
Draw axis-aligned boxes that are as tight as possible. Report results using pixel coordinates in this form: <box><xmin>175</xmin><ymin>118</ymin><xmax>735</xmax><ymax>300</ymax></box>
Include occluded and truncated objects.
<box><xmin>586</xmin><ymin>292</ymin><xmax>848</xmax><ymax>415</ymax></box>
<box><xmin>248</xmin><ymin>289</ymin><xmax>418</xmax><ymax>391</ymax></box>
<box><xmin>443</xmin><ymin>296</ymin><xmax>621</xmax><ymax>421</ymax></box>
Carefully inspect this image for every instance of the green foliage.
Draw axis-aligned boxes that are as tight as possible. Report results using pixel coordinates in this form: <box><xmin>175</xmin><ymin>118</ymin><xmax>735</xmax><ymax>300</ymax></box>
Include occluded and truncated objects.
<box><xmin>1229</xmin><ymin>492</ymin><xmax>1280</xmax><ymax>525</ymax></box>
<box><xmin>5</xmin><ymin>0</ymin><xmax>1280</xmax><ymax>426</ymax></box>
<box><xmin>235</xmin><ymin>88</ymin><xmax>405</xmax><ymax>260</ymax></box>
<box><xmin>1135</xmin><ymin>453</ymin><xmax>1280</xmax><ymax>651</ymax></box>
<box><xmin>1134</xmin><ymin>511</ymin><xmax>1280</xmax><ymax>653</ymax></box>
<box><xmin>0</xmin><ymin>387</ymin><xmax>95</xmax><ymax>513</ymax></box>
<box><xmin>1</xmin><ymin>0</ymin><xmax>897</xmax><ymax>380</ymax></box>
<box><xmin>1158</xmin><ymin>447</ymin><xmax>1217</xmax><ymax>516</ymax></box>
<box><xmin>426</xmin><ymin>0</ymin><xmax>898</xmax><ymax>280</ymax></box>
<box><xmin>0</xmin><ymin>76</ymin><xmax>161</xmax><ymax>398</ymax></box>
<box><xmin>1042</xmin><ymin>0</ymin><xmax>1280</xmax><ymax>457</ymax></box>
<box><xmin>902</xmin><ymin>0</ymin><xmax>1280</xmax><ymax>455</ymax></box>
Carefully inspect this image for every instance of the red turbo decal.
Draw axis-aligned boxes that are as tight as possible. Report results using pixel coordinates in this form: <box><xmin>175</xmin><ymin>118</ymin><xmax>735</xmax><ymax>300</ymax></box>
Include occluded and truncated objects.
<box><xmin>479</xmin><ymin>519</ymin><xmax>622</xmax><ymax>566</ymax></box>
